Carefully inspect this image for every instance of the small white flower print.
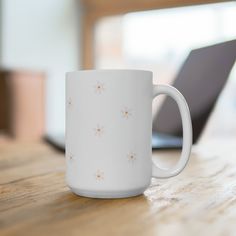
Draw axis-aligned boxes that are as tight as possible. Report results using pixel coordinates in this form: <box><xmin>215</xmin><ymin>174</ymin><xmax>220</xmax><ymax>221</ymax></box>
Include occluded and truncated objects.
<box><xmin>121</xmin><ymin>107</ymin><xmax>132</xmax><ymax>119</ymax></box>
<box><xmin>69</xmin><ymin>154</ymin><xmax>74</xmax><ymax>160</ymax></box>
<box><xmin>94</xmin><ymin>170</ymin><xmax>104</xmax><ymax>181</ymax></box>
<box><xmin>67</xmin><ymin>97</ymin><xmax>73</xmax><ymax>107</ymax></box>
<box><xmin>94</xmin><ymin>81</ymin><xmax>105</xmax><ymax>94</ymax></box>
<box><xmin>127</xmin><ymin>152</ymin><xmax>137</xmax><ymax>163</ymax></box>
<box><xmin>67</xmin><ymin>153</ymin><xmax>75</xmax><ymax>161</ymax></box>
<box><xmin>94</xmin><ymin>124</ymin><xmax>104</xmax><ymax>137</ymax></box>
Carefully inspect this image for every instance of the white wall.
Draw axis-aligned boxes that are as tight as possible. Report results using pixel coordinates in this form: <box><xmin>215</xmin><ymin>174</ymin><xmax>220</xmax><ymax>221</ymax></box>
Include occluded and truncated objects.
<box><xmin>0</xmin><ymin>0</ymin><xmax>2</xmax><ymax>63</ymax></box>
<box><xmin>1</xmin><ymin>0</ymin><xmax>82</xmax><ymax>135</ymax></box>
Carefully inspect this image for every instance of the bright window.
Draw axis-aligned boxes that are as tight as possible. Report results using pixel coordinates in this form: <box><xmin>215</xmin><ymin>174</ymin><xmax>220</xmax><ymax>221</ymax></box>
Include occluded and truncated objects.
<box><xmin>95</xmin><ymin>2</ymin><xmax>236</xmax><ymax>139</ymax></box>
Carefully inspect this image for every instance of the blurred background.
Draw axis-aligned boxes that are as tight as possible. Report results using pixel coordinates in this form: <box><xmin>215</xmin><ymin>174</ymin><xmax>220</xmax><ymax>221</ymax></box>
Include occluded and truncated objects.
<box><xmin>0</xmin><ymin>0</ymin><xmax>236</xmax><ymax>145</ymax></box>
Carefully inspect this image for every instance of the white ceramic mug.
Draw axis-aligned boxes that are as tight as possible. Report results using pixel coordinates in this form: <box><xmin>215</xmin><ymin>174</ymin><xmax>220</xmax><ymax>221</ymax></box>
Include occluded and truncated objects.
<box><xmin>66</xmin><ymin>70</ymin><xmax>192</xmax><ymax>198</ymax></box>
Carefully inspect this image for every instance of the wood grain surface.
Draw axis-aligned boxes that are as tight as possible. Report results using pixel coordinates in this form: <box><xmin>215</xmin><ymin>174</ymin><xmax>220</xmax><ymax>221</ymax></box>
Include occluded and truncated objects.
<box><xmin>0</xmin><ymin>141</ymin><xmax>236</xmax><ymax>236</ymax></box>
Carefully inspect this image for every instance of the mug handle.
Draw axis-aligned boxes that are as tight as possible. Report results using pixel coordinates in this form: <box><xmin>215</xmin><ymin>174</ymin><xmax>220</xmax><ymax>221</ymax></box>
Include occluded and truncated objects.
<box><xmin>152</xmin><ymin>85</ymin><xmax>192</xmax><ymax>178</ymax></box>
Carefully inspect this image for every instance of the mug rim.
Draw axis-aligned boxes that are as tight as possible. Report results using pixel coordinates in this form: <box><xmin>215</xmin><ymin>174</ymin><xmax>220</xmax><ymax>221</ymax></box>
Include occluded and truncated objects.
<box><xmin>66</xmin><ymin>69</ymin><xmax>152</xmax><ymax>78</ymax></box>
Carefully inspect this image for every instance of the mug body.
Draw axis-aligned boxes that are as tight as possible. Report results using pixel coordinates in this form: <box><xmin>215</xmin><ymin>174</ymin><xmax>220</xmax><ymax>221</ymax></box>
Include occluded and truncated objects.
<box><xmin>66</xmin><ymin>70</ymin><xmax>153</xmax><ymax>198</ymax></box>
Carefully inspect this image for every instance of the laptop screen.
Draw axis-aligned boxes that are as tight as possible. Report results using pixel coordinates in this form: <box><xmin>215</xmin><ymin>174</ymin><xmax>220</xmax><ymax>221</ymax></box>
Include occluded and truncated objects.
<box><xmin>153</xmin><ymin>40</ymin><xmax>236</xmax><ymax>143</ymax></box>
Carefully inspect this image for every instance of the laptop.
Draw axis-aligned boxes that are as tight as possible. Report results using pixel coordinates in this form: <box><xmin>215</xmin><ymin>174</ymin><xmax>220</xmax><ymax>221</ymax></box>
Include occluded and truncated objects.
<box><xmin>45</xmin><ymin>40</ymin><xmax>236</xmax><ymax>151</ymax></box>
<box><xmin>152</xmin><ymin>39</ymin><xmax>236</xmax><ymax>149</ymax></box>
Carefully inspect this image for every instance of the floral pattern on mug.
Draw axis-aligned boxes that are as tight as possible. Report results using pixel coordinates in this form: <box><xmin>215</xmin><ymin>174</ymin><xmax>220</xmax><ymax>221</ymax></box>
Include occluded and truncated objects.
<box><xmin>127</xmin><ymin>152</ymin><xmax>137</xmax><ymax>163</ymax></box>
<box><xmin>68</xmin><ymin>153</ymin><xmax>74</xmax><ymax>161</ymax></box>
<box><xmin>67</xmin><ymin>97</ymin><xmax>73</xmax><ymax>107</ymax></box>
<box><xmin>94</xmin><ymin>124</ymin><xmax>105</xmax><ymax>137</ymax></box>
<box><xmin>121</xmin><ymin>107</ymin><xmax>132</xmax><ymax>119</ymax></box>
<box><xmin>94</xmin><ymin>81</ymin><xmax>105</xmax><ymax>94</ymax></box>
<box><xmin>94</xmin><ymin>170</ymin><xmax>104</xmax><ymax>181</ymax></box>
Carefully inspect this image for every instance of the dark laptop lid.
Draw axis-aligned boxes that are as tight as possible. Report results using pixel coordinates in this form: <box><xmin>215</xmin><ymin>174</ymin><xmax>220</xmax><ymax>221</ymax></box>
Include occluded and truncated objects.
<box><xmin>153</xmin><ymin>40</ymin><xmax>236</xmax><ymax>143</ymax></box>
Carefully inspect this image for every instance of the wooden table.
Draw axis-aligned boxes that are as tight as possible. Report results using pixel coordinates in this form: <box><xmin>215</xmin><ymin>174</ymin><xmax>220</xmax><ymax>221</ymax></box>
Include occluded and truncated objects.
<box><xmin>1</xmin><ymin>140</ymin><xmax>236</xmax><ymax>236</ymax></box>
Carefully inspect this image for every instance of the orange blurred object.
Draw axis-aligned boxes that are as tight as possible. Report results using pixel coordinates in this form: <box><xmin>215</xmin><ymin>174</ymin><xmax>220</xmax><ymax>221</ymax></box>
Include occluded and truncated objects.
<box><xmin>0</xmin><ymin>70</ymin><xmax>45</xmax><ymax>141</ymax></box>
